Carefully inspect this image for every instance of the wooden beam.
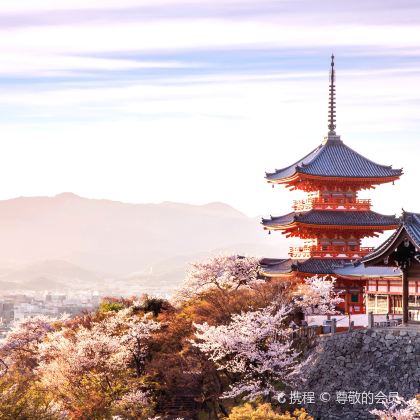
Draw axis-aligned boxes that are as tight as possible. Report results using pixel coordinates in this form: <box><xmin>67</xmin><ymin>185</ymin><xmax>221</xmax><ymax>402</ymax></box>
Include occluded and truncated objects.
<box><xmin>402</xmin><ymin>268</ymin><xmax>409</xmax><ymax>324</ymax></box>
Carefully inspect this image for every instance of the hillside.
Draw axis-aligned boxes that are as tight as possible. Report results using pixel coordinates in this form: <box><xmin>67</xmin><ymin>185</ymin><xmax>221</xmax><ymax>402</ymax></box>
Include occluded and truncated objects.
<box><xmin>0</xmin><ymin>193</ymin><xmax>287</xmax><ymax>294</ymax></box>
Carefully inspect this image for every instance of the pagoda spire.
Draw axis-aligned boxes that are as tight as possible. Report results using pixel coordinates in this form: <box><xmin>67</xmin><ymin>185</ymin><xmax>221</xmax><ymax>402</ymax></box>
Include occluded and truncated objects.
<box><xmin>328</xmin><ymin>54</ymin><xmax>336</xmax><ymax>135</ymax></box>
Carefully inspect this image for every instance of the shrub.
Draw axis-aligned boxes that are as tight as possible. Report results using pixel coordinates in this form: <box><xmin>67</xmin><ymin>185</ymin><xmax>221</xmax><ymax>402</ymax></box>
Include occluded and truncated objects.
<box><xmin>99</xmin><ymin>301</ymin><xmax>125</xmax><ymax>313</ymax></box>
<box><xmin>226</xmin><ymin>403</ymin><xmax>313</xmax><ymax>420</ymax></box>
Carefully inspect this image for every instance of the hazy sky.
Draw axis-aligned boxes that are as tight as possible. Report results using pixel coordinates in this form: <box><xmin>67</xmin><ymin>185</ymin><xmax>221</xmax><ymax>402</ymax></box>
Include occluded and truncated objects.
<box><xmin>0</xmin><ymin>0</ymin><xmax>419</xmax><ymax>219</ymax></box>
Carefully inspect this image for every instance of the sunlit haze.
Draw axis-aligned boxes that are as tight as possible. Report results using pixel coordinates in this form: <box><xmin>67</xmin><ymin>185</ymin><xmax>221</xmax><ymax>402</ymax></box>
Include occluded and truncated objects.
<box><xmin>0</xmin><ymin>0</ymin><xmax>418</xmax><ymax>221</ymax></box>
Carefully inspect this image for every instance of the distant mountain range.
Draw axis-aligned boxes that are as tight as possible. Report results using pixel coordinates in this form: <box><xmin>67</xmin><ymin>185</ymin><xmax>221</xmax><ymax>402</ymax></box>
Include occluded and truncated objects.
<box><xmin>0</xmin><ymin>193</ymin><xmax>287</xmax><ymax>295</ymax></box>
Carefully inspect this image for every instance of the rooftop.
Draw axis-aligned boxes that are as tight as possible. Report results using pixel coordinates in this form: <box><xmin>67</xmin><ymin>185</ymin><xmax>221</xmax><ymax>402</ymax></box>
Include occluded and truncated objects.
<box><xmin>265</xmin><ymin>134</ymin><xmax>402</xmax><ymax>183</ymax></box>
<box><xmin>260</xmin><ymin>258</ymin><xmax>361</xmax><ymax>276</ymax></box>
<box><xmin>334</xmin><ymin>263</ymin><xmax>401</xmax><ymax>279</ymax></box>
<box><xmin>266</xmin><ymin>56</ymin><xmax>402</xmax><ymax>185</ymax></box>
<box><xmin>363</xmin><ymin>212</ymin><xmax>420</xmax><ymax>264</ymax></box>
<box><xmin>294</xmin><ymin>258</ymin><xmax>348</xmax><ymax>274</ymax></box>
<box><xmin>262</xmin><ymin>210</ymin><xmax>399</xmax><ymax>230</ymax></box>
<box><xmin>259</xmin><ymin>258</ymin><xmax>293</xmax><ymax>275</ymax></box>
<box><xmin>404</xmin><ymin>212</ymin><xmax>420</xmax><ymax>247</ymax></box>
<box><xmin>260</xmin><ymin>257</ymin><xmax>402</xmax><ymax>278</ymax></box>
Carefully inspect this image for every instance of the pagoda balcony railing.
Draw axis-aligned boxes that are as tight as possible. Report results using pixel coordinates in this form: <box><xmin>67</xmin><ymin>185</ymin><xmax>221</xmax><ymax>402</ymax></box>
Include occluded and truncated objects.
<box><xmin>292</xmin><ymin>198</ymin><xmax>371</xmax><ymax>212</ymax></box>
<box><xmin>289</xmin><ymin>245</ymin><xmax>375</xmax><ymax>259</ymax></box>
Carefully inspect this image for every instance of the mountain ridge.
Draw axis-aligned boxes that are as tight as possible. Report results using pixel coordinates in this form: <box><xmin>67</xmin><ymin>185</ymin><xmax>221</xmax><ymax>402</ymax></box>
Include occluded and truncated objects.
<box><xmin>0</xmin><ymin>193</ymin><xmax>287</xmax><ymax>294</ymax></box>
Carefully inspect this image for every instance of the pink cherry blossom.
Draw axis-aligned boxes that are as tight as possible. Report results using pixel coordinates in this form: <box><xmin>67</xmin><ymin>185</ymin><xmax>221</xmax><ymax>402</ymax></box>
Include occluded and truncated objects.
<box><xmin>295</xmin><ymin>276</ymin><xmax>344</xmax><ymax>315</ymax></box>
<box><xmin>177</xmin><ymin>255</ymin><xmax>263</xmax><ymax>300</ymax></box>
<box><xmin>192</xmin><ymin>304</ymin><xmax>300</xmax><ymax>401</ymax></box>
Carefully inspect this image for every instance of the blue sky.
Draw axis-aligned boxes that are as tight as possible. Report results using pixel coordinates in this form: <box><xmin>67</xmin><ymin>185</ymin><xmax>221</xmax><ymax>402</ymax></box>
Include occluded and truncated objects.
<box><xmin>0</xmin><ymin>0</ymin><xmax>418</xmax><ymax>226</ymax></box>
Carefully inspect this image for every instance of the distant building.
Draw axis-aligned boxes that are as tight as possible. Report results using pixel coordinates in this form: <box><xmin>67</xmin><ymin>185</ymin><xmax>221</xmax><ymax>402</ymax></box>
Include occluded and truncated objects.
<box><xmin>0</xmin><ymin>302</ymin><xmax>14</xmax><ymax>324</ymax></box>
<box><xmin>45</xmin><ymin>293</ymin><xmax>66</xmax><ymax>303</ymax></box>
<box><xmin>261</xmin><ymin>55</ymin><xmax>413</xmax><ymax>315</ymax></box>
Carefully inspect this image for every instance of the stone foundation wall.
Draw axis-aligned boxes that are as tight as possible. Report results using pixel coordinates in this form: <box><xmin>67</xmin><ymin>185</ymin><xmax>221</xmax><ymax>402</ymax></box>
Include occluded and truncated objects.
<box><xmin>298</xmin><ymin>328</ymin><xmax>420</xmax><ymax>419</ymax></box>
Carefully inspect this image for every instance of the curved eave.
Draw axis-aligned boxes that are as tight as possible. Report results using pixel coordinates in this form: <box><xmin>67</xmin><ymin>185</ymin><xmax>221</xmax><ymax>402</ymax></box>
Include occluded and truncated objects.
<box><xmin>261</xmin><ymin>270</ymin><xmax>295</xmax><ymax>279</ymax></box>
<box><xmin>335</xmin><ymin>272</ymin><xmax>401</xmax><ymax>280</ymax></box>
<box><xmin>266</xmin><ymin>172</ymin><xmax>402</xmax><ymax>186</ymax></box>
<box><xmin>363</xmin><ymin>230</ymin><xmax>419</xmax><ymax>267</ymax></box>
<box><xmin>262</xmin><ymin>222</ymin><xmax>296</xmax><ymax>231</ymax></box>
<box><xmin>259</xmin><ymin>258</ymin><xmax>296</xmax><ymax>278</ymax></box>
<box><xmin>263</xmin><ymin>222</ymin><xmax>400</xmax><ymax>232</ymax></box>
<box><xmin>363</xmin><ymin>226</ymin><xmax>404</xmax><ymax>265</ymax></box>
<box><xmin>294</xmin><ymin>271</ymin><xmax>337</xmax><ymax>278</ymax></box>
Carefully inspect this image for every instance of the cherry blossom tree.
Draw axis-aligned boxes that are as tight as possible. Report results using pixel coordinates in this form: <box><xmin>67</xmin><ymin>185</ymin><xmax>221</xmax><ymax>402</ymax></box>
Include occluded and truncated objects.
<box><xmin>177</xmin><ymin>255</ymin><xmax>263</xmax><ymax>300</ymax></box>
<box><xmin>370</xmin><ymin>396</ymin><xmax>420</xmax><ymax>420</ymax></box>
<box><xmin>119</xmin><ymin>312</ymin><xmax>161</xmax><ymax>376</ymax></box>
<box><xmin>294</xmin><ymin>276</ymin><xmax>343</xmax><ymax>315</ymax></box>
<box><xmin>111</xmin><ymin>389</ymin><xmax>154</xmax><ymax>419</ymax></box>
<box><xmin>37</xmin><ymin>305</ymin><xmax>160</xmax><ymax>416</ymax></box>
<box><xmin>0</xmin><ymin>316</ymin><xmax>66</xmax><ymax>418</ymax></box>
<box><xmin>0</xmin><ymin>315</ymin><xmax>61</xmax><ymax>372</ymax></box>
<box><xmin>192</xmin><ymin>304</ymin><xmax>300</xmax><ymax>401</ymax></box>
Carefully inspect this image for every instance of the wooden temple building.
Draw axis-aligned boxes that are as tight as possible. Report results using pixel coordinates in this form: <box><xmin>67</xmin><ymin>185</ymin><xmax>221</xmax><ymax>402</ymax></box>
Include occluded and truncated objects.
<box><xmin>260</xmin><ymin>55</ymin><xmax>412</xmax><ymax>316</ymax></box>
<box><xmin>363</xmin><ymin>212</ymin><xmax>420</xmax><ymax>323</ymax></box>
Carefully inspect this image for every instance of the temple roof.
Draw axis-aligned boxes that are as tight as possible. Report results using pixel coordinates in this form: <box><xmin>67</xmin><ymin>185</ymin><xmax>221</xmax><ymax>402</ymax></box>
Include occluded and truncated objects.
<box><xmin>262</xmin><ymin>210</ymin><xmax>399</xmax><ymax>229</ymax></box>
<box><xmin>260</xmin><ymin>257</ymin><xmax>402</xmax><ymax>278</ymax></box>
<box><xmin>259</xmin><ymin>258</ymin><xmax>293</xmax><ymax>275</ymax></box>
<box><xmin>261</xmin><ymin>258</ymin><xmax>349</xmax><ymax>275</ymax></box>
<box><xmin>334</xmin><ymin>264</ymin><xmax>401</xmax><ymax>279</ymax></box>
<box><xmin>294</xmin><ymin>258</ymin><xmax>348</xmax><ymax>274</ymax></box>
<box><xmin>363</xmin><ymin>212</ymin><xmax>420</xmax><ymax>264</ymax></box>
<box><xmin>265</xmin><ymin>135</ymin><xmax>402</xmax><ymax>182</ymax></box>
<box><xmin>404</xmin><ymin>212</ymin><xmax>420</xmax><ymax>247</ymax></box>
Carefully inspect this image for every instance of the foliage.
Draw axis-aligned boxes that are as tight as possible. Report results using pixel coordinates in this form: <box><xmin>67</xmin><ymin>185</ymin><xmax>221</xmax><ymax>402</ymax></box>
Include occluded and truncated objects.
<box><xmin>141</xmin><ymin>297</ymin><xmax>171</xmax><ymax>316</ymax></box>
<box><xmin>0</xmin><ymin>256</ymin><xmax>348</xmax><ymax>418</ymax></box>
<box><xmin>145</xmin><ymin>301</ymin><xmax>227</xmax><ymax>417</ymax></box>
<box><xmin>0</xmin><ymin>316</ymin><xmax>66</xmax><ymax>418</ymax></box>
<box><xmin>192</xmin><ymin>304</ymin><xmax>300</xmax><ymax>401</ymax></box>
<box><xmin>294</xmin><ymin>276</ymin><xmax>343</xmax><ymax>315</ymax></box>
<box><xmin>111</xmin><ymin>389</ymin><xmax>155</xmax><ymax>419</ymax></box>
<box><xmin>0</xmin><ymin>315</ymin><xmax>59</xmax><ymax>370</ymax></box>
<box><xmin>176</xmin><ymin>255</ymin><xmax>291</xmax><ymax>327</ymax></box>
<box><xmin>99</xmin><ymin>301</ymin><xmax>126</xmax><ymax>313</ymax></box>
<box><xmin>177</xmin><ymin>255</ymin><xmax>262</xmax><ymax>301</ymax></box>
<box><xmin>226</xmin><ymin>403</ymin><xmax>313</xmax><ymax>419</ymax></box>
<box><xmin>0</xmin><ymin>307</ymin><xmax>160</xmax><ymax>419</ymax></box>
<box><xmin>37</xmin><ymin>307</ymin><xmax>160</xmax><ymax>417</ymax></box>
<box><xmin>0</xmin><ymin>370</ymin><xmax>61</xmax><ymax>419</ymax></box>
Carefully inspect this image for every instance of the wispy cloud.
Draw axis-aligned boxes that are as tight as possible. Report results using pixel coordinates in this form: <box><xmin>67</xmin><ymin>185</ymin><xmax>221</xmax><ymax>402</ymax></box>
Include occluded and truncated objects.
<box><xmin>2</xmin><ymin>0</ymin><xmax>420</xmax><ymax>27</ymax></box>
<box><xmin>0</xmin><ymin>0</ymin><xmax>418</xmax><ymax>218</ymax></box>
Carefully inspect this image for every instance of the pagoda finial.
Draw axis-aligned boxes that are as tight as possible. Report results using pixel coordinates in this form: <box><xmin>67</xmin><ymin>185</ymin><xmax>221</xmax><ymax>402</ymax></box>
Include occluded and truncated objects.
<box><xmin>328</xmin><ymin>54</ymin><xmax>336</xmax><ymax>134</ymax></box>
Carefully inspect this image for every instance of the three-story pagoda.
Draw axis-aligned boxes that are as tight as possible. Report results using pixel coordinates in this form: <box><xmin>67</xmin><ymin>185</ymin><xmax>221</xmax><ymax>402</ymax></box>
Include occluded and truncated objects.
<box><xmin>261</xmin><ymin>56</ymin><xmax>403</xmax><ymax>314</ymax></box>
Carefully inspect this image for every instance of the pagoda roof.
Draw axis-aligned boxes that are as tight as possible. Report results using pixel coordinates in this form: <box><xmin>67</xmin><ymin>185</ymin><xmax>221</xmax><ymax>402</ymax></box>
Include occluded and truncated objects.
<box><xmin>265</xmin><ymin>135</ymin><xmax>402</xmax><ymax>183</ymax></box>
<box><xmin>262</xmin><ymin>210</ymin><xmax>399</xmax><ymax>230</ymax></box>
<box><xmin>261</xmin><ymin>258</ymin><xmax>348</xmax><ymax>276</ymax></box>
<box><xmin>294</xmin><ymin>258</ymin><xmax>348</xmax><ymax>274</ymax></box>
<box><xmin>363</xmin><ymin>211</ymin><xmax>420</xmax><ymax>264</ymax></box>
<box><xmin>260</xmin><ymin>257</ymin><xmax>401</xmax><ymax>278</ymax></box>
